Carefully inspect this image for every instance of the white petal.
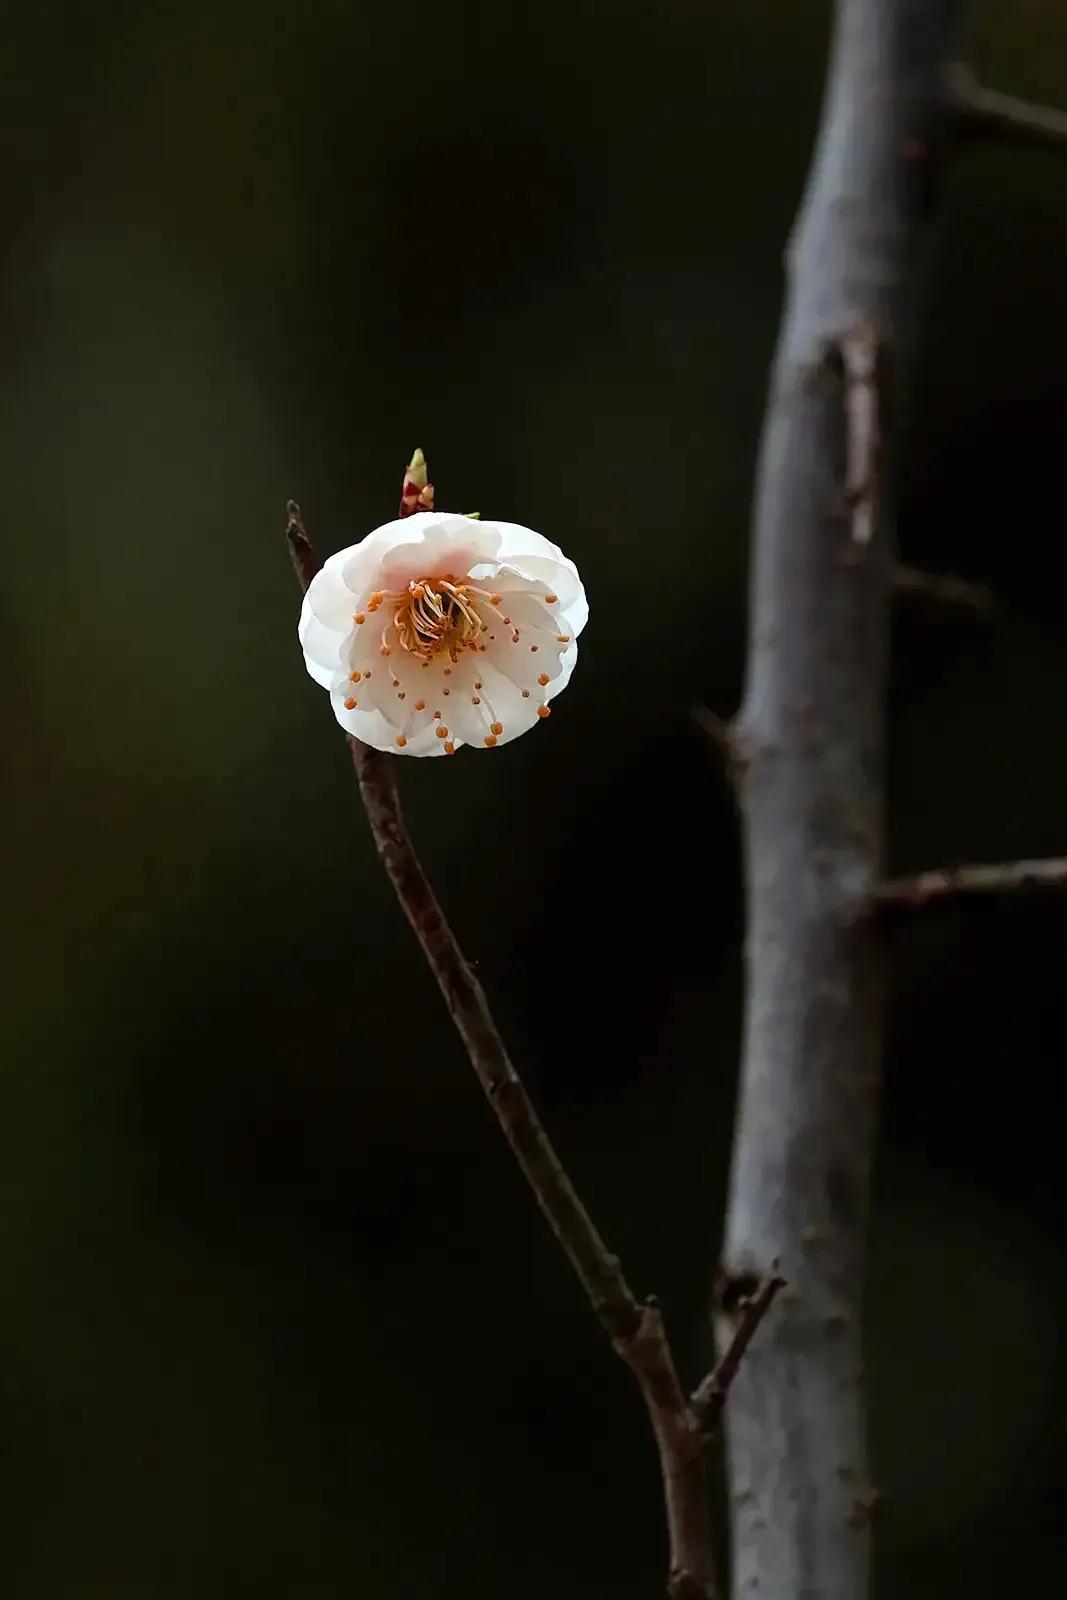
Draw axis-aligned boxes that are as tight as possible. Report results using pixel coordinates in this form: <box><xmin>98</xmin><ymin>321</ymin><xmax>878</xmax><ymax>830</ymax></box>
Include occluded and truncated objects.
<box><xmin>299</xmin><ymin>607</ymin><xmax>349</xmax><ymax>687</ymax></box>
<box><xmin>472</xmin><ymin>551</ymin><xmax>588</xmax><ymax>638</ymax></box>
<box><xmin>505</xmin><ymin>557</ymin><xmax>588</xmax><ymax>637</ymax></box>
<box><xmin>334</xmin><ymin>513</ymin><xmax>500</xmax><ymax>602</ymax></box>
<box><xmin>303</xmin><ymin>550</ymin><xmax>362</xmax><ymax>629</ymax></box>
<box><xmin>477</xmin><ymin>660</ymin><xmax>545</xmax><ymax>745</ymax></box>
<box><xmin>329</xmin><ymin>685</ymin><xmax>446</xmax><ymax>756</ymax></box>
<box><xmin>545</xmin><ymin>639</ymin><xmax>579</xmax><ymax>701</ymax></box>
<box><xmin>489</xmin><ymin>520</ymin><xmax>568</xmax><ymax>567</ymax></box>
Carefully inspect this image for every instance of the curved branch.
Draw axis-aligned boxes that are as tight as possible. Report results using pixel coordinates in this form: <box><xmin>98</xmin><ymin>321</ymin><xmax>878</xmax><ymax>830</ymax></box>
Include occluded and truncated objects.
<box><xmin>287</xmin><ymin>488</ymin><xmax>719</xmax><ymax>1599</ymax></box>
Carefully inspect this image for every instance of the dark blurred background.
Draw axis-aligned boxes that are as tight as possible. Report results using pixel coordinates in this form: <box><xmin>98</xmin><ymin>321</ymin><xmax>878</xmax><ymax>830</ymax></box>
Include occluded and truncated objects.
<box><xmin>2</xmin><ymin>1</ymin><xmax>1066</xmax><ymax>1595</ymax></box>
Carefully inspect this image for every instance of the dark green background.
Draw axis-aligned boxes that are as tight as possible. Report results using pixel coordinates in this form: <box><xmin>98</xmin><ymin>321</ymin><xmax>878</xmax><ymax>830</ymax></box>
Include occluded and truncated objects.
<box><xmin>3</xmin><ymin>2</ymin><xmax>1066</xmax><ymax>1594</ymax></box>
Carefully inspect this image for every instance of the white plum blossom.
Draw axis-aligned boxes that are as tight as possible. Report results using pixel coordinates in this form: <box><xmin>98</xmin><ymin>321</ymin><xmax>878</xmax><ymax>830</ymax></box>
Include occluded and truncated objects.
<box><xmin>298</xmin><ymin>513</ymin><xmax>587</xmax><ymax>755</ymax></box>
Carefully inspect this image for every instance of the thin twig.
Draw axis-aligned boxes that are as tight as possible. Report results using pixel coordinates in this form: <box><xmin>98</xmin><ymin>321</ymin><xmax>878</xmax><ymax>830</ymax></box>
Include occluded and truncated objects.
<box><xmin>892</xmin><ymin>563</ymin><xmax>994</xmax><ymax>620</ymax></box>
<box><xmin>950</xmin><ymin>63</ymin><xmax>1067</xmax><ymax>151</ymax></box>
<box><xmin>876</xmin><ymin>857</ymin><xmax>1067</xmax><ymax>912</ymax></box>
<box><xmin>287</xmin><ymin>474</ymin><xmax>723</xmax><ymax>1600</ymax></box>
<box><xmin>692</xmin><ymin>1274</ymin><xmax>786</xmax><ymax>1435</ymax></box>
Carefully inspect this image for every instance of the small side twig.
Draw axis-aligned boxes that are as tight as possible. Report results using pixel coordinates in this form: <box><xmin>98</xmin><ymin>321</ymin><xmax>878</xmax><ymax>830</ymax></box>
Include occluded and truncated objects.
<box><xmin>692</xmin><ymin>1273</ymin><xmax>786</xmax><ymax>1435</ymax></box>
<box><xmin>950</xmin><ymin>63</ymin><xmax>1067</xmax><ymax>151</ymax></box>
<box><xmin>892</xmin><ymin>563</ymin><xmax>994</xmax><ymax>621</ymax></box>
<box><xmin>876</xmin><ymin>857</ymin><xmax>1067</xmax><ymax>912</ymax></box>
<box><xmin>287</xmin><ymin>471</ymin><xmax>737</xmax><ymax>1600</ymax></box>
<box><xmin>692</xmin><ymin>704</ymin><xmax>742</xmax><ymax>783</ymax></box>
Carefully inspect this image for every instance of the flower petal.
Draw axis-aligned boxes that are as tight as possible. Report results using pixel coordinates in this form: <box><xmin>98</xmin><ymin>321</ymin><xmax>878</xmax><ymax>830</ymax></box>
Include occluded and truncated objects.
<box><xmin>299</xmin><ymin>605</ymin><xmax>349</xmax><ymax>687</ymax></box>
<box><xmin>329</xmin><ymin>685</ymin><xmax>447</xmax><ymax>755</ymax></box>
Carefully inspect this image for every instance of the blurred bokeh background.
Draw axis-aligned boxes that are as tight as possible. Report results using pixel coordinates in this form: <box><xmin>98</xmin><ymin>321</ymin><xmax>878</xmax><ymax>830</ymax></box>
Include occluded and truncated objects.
<box><xmin>3</xmin><ymin>1</ymin><xmax>1066</xmax><ymax>1594</ymax></box>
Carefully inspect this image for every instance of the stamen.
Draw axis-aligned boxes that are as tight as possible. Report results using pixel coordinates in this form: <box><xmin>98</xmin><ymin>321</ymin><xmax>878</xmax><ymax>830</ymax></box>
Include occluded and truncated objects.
<box><xmin>490</xmin><ymin>722</ymin><xmax>503</xmax><ymax>736</ymax></box>
<box><xmin>436</xmin><ymin>725</ymin><xmax>449</xmax><ymax>739</ymax></box>
<box><xmin>484</xmin><ymin>735</ymin><xmax>497</xmax><ymax>748</ymax></box>
<box><xmin>414</xmin><ymin>699</ymin><xmax>426</xmax><ymax>711</ymax></box>
<box><xmin>443</xmin><ymin>741</ymin><xmax>455</xmax><ymax>755</ymax></box>
<box><xmin>545</xmin><ymin>594</ymin><xmax>558</xmax><ymax>604</ymax></box>
<box><xmin>537</xmin><ymin>705</ymin><xmax>551</xmax><ymax>718</ymax></box>
<box><xmin>521</xmin><ymin>689</ymin><xmax>530</xmax><ymax>698</ymax></box>
<box><xmin>343</xmin><ymin>697</ymin><xmax>358</xmax><ymax>710</ymax></box>
<box><xmin>349</xmin><ymin>670</ymin><xmax>362</xmax><ymax>683</ymax></box>
<box><xmin>537</xmin><ymin>673</ymin><xmax>550</xmax><ymax>686</ymax></box>
<box><xmin>396</xmin><ymin>734</ymin><xmax>408</xmax><ymax>747</ymax></box>
<box><xmin>354</xmin><ymin>612</ymin><xmax>366</xmax><ymax>625</ymax></box>
<box><xmin>556</xmin><ymin>635</ymin><xmax>570</xmax><ymax>643</ymax></box>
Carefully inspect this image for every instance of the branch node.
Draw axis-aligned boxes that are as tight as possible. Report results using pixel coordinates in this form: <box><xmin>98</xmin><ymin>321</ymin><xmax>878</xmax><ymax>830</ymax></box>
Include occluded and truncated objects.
<box><xmin>840</xmin><ymin>319</ymin><xmax>882</xmax><ymax>546</ymax></box>
<box><xmin>692</xmin><ymin>705</ymin><xmax>744</xmax><ymax>784</ymax></box>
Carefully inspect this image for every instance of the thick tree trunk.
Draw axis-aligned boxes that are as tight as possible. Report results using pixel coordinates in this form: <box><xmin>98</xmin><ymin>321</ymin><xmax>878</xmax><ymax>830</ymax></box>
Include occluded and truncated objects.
<box><xmin>719</xmin><ymin>4</ymin><xmax>962</xmax><ymax>1598</ymax></box>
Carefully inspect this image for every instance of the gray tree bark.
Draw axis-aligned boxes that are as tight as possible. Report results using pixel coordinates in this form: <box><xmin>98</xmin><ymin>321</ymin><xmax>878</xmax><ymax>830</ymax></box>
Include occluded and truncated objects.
<box><xmin>719</xmin><ymin>4</ymin><xmax>962</xmax><ymax>1598</ymax></box>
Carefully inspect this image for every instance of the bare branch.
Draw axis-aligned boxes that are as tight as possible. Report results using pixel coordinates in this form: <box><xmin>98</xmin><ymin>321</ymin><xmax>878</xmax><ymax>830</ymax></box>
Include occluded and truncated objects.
<box><xmin>892</xmin><ymin>563</ymin><xmax>994</xmax><ymax>620</ymax></box>
<box><xmin>876</xmin><ymin>857</ymin><xmax>1067</xmax><ymax>912</ymax></box>
<box><xmin>951</xmin><ymin>63</ymin><xmax>1067</xmax><ymax>151</ymax></box>
<box><xmin>288</xmin><ymin>477</ymin><xmax>722</xmax><ymax>1600</ymax></box>
<box><xmin>721</xmin><ymin>5</ymin><xmax>963</xmax><ymax>1599</ymax></box>
<box><xmin>692</xmin><ymin>1273</ymin><xmax>786</xmax><ymax>1435</ymax></box>
<box><xmin>285</xmin><ymin>499</ymin><xmax>318</xmax><ymax>591</ymax></box>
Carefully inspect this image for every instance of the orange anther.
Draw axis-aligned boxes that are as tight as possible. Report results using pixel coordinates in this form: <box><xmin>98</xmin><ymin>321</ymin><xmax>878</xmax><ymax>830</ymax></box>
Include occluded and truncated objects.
<box><xmin>414</xmin><ymin>699</ymin><xmax>426</xmax><ymax>711</ymax></box>
<box><xmin>545</xmin><ymin>594</ymin><xmax>558</xmax><ymax>604</ymax></box>
<box><xmin>395</xmin><ymin>735</ymin><xmax>408</xmax><ymax>747</ymax></box>
<box><xmin>443</xmin><ymin>741</ymin><xmax>455</xmax><ymax>755</ymax></box>
<box><xmin>537</xmin><ymin>673</ymin><xmax>550</xmax><ymax>686</ymax></box>
<box><xmin>349</xmin><ymin>670</ymin><xmax>362</xmax><ymax>682</ymax></box>
<box><xmin>537</xmin><ymin>704</ymin><xmax>551</xmax><ymax>718</ymax></box>
<box><xmin>354</xmin><ymin>612</ymin><xmax>366</xmax><ymax>625</ymax></box>
<box><xmin>436</xmin><ymin>725</ymin><xmax>449</xmax><ymax>739</ymax></box>
<box><xmin>489</xmin><ymin>593</ymin><xmax>502</xmax><ymax>605</ymax></box>
<box><xmin>556</xmin><ymin>634</ymin><xmax>570</xmax><ymax>643</ymax></box>
<box><xmin>483</xmin><ymin>735</ymin><xmax>497</xmax><ymax>748</ymax></box>
<box><xmin>343</xmin><ymin>697</ymin><xmax>358</xmax><ymax>710</ymax></box>
<box><xmin>490</xmin><ymin>721</ymin><xmax>503</xmax><ymax>736</ymax></box>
